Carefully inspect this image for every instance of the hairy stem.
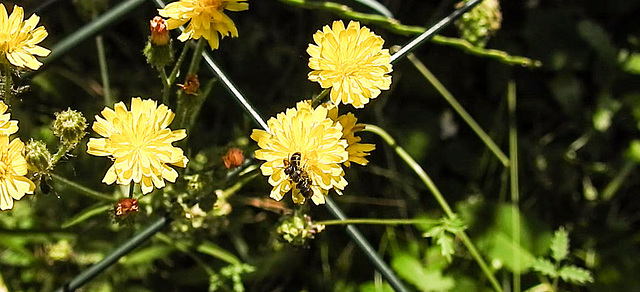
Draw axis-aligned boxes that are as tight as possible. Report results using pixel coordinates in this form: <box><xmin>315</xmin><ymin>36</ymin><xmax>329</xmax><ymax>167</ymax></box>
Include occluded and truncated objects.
<box><xmin>51</xmin><ymin>173</ymin><xmax>116</xmax><ymax>201</ymax></box>
<box><xmin>95</xmin><ymin>35</ymin><xmax>113</xmax><ymax>106</ymax></box>
<box><xmin>508</xmin><ymin>81</ymin><xmax>521</xmax><ymax>292</ymax></box>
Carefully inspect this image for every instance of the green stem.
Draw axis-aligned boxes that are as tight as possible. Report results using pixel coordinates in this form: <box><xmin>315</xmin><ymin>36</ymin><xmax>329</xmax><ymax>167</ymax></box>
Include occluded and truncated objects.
<box><xmin>406</xmin><ymin>53</ymin><xmax>509</xmax><ymax>167</ymax></box>
<box><xmin>175</xmin><ymin>39</ymin><xmax>206</xmax><ymax>128</ymax></box>
<box><xmin>219</xmin><ymin>172</ymin><xmax>259</xmax><ymax>200</ymax></box>
<box><xmin>168</xmin><ymin>43</ymin><xmax>190</xmax><ymax>85</ymax></box>
<box><xmin>187</xmin><ymin>38</ymin><xmax>206</xmax><ymax>75</ymax></box>
<box><xmin>311</xmin><ymin>88</ymin><xmax>330</xmax><ymax>107</ymax></box>
<box><xmin>317</xmin><ymin>218</ymin><xmax>435</xmax><ymax>226</ymax></box>
<box><xmin>508</xmin><ymin>81</ymin><xmax>520</xmax><ymax>292</ymax></box>
<box><xmin>156</xmin><ymin>233</ymin><xmax>216</xmax><ymax>276</ymax></box>
<box><xmin>2</xmin><ymin>65</ymin><xmax>13</xmax><ymax>105</ymax></box>
<box><xmin>601</xmin><ymin>160</ymin><xmax>636</xmax><ymax>201</ymax></box>
<box><xmin>50</xmin><ymin>142</ymin><xmax>75</xmax><ymax>166</ymax></box>
<box><xmin>95</xmin><ymin>35</ymin><xmax>113</xmax><ymax>106</ymax></box>
<box><xmin>363</xmin><ymin>123</ymin><xmax>503</xmax><ymax>292</ymax></box>
<box><xmin>128</xmin><ymin>183</ymin><xmax>135</xmax><ymax>199</ymax></box>
<box><xmin>160</xmin><ymin>66</ymin><xmax>170</xmax><ymax>105</ymax></box>
<box><xmin>51</xmin><ymin>173</ymin><xmax>116</xmax><ymax>201</ymax></box>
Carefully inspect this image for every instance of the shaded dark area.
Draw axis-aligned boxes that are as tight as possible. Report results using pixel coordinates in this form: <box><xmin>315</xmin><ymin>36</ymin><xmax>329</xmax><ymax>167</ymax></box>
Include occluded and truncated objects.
<box><xmin>1</xmin><ymin>0</ymin><xmax>640</xmax><ymax>291</ymax></box>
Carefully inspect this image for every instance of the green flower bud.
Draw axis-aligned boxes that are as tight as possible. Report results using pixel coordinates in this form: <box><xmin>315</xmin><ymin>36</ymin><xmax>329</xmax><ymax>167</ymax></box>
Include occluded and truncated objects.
<box><xmin>455</xmin><ymin>0</ymin><xmax>502</xmax><ymax>47</ymax></box>
<box><xmin>144</xmin><ymin>17</ymin><xmax>174</xmax><ymax>68</ymax></box>
<box><xmin>276</xmin><ymin>213</ymin><xmax>324</xmax><ymax>246</ymax></box>
<box><xmin>25</xmin><ymin>139</ymin><xmax>52</xmax><ymax>174</ymax></box>
<box><xmin>52</xmin><ymin>108</ymin><xmax>87</xmax><ymax>147</ymax></box>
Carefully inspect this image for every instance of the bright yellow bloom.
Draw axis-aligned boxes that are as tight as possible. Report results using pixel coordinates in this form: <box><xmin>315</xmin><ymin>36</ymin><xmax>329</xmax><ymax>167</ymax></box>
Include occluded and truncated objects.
<box><xmin>158</xmin><ymin>0</ymin><xmax>248</xmax><ymax>50</ymax></box>
<box><xmin>87</xmin><ymin>97</ymin><xmax>189</xmax><ymax>194</ymax></box>
<box><xmin>307</xmin><ymin>20</ymin><xmax>392</xmax><ymax>109</ymax></box>
<box><xmin>335</xmin><ymin>112</ymin><xmax>375</xmax><ymax>167</ymax></box>
<box><xmin>0</xmin><ymin>4</ymin><xmax>50</xmax><ymax>70</ymax></box>
<box><xmin>251</xmin><ymin>101</ymin><xmax>348</xmax><ymax>205</ymax></box>
<box><xmin>0</xmin><ymin>136</ymin><xmax>36</xmax><ymax>211</ymax></box>
<box><xmin>0</xmin><ymin>101</ymin><xmax>18</xmax><ymax>136</ymax></box>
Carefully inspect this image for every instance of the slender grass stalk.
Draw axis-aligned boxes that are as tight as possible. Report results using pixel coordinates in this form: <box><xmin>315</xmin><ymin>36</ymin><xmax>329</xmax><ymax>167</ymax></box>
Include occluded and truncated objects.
<box><xmin>362</xmin><ymin>123</ymin><xmax>503</xmax><ymax>292</ymax></box>
<box><xmin>41</xmin><ymin>0</ymin><xmax>145</xmax><ymax>68</ymax></box>
<box><xmin>508</xmin><ymin>81</ymin><xmax>521</xmax><ymax>292</ymax></box>
<box><xmin>54</xmin><ymin>216</ymin><xmax>170</xmax><ymax>292</ymax></box>
<box><xmin>601</xmin><ymin>160</ymin><xmax>636</xmax><ymax>201</ymax></box>
<box><xmin>51</xmin><ymin>173</ymin><xmax>116</xmax><ymax>201</ymax></box>
<box><xmin>95</xmin><ymin>35</ymin><xmax>113</xmax><ymax>106</ymax></box>
<box><xmin>317</xmin><ymin>218</ymin><xmax>436</xmax><ymax>226</ymax></box>
<box><xmin>406</xmin><ymin>53</ymin><xmax>510</xmax><ymax>167</ymax></box>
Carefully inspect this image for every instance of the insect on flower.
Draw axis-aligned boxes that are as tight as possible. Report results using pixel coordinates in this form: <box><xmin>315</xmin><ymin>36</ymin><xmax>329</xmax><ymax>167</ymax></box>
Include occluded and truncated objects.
<box><xmin>283</xmin><ymin>152</ymin><xmax>314</xmax><ymax>200</ymax></box>
<box><xmin>115</xmin><ymin>198</ymin><xmax>139</xmax><ymax>217</ymax></box>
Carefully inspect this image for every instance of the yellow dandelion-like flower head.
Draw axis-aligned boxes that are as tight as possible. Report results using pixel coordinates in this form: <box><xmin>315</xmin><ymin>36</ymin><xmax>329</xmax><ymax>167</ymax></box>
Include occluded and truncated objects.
<box><xmin>250</xmin><ymin>101</ymin><xmax>348</xmax><ymax>205</ymax></box>
<box><xmin>0</xmin><ymin>136</ymin><xmax>36</xmax><ymax>211</ymax></box>
<box><xmin>0</xmin><ymin>4</ymin><xmax>50</xmax><ymax>70</ymax></box>
<box><xmin>326</xmin><ymin>107</ymin><xmax>375</xmax><ymax>167</ymax></box>
<box><xmin>87</xmin><ymin>97</ymin><xmax>189</xmax><ymax>194</ymax></box>
<box><xmin>307</xmin><ymin>20</ymin><xmax>392</xmax><ymax>109</ymax></box>
<box><xmin>158</xmin><ymin>0</ymin><xmax>248</xmax><ymax>50</ymax></box>
<box><xmin>0</xmin><ymin>101</ymin><xmax>18</xmax><ymax>136</ymax></box>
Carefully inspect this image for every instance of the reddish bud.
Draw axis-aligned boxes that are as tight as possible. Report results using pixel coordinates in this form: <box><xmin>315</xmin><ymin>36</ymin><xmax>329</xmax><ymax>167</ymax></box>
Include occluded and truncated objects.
<box><xmin>178</xmin><ymin>74</ymin><xmax>200</xmax><ymax>95</ymax></box>
<box><xmin>150</xmin><ymin>16</ymin><xmax>170</xmax><ymax>46</ymax></box>
<box><xmin>223</xmin><ymin>147</ymin><xmax>244</xmax><ymax>169</ymax></box>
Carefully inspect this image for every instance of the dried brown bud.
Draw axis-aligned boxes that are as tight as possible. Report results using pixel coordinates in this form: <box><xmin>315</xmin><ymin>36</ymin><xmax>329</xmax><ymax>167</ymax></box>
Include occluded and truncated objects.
<box><xmin>178</xmin><ymin>74</ymin><xmax>200</xmax><ymax>95</ymax></box>
<box><xmin>115</xmin><ymin>198</ymin><xmax>139</xmax><ymax>217</ymax></box>
<box><xmin>223</xmin><ymin>147</ymin><xmax>244</xmax><ymax>169</ymax></box>
<box><xmin>150</xmin><ymin>16</ymin><xmax>170</xmax><ymax>46</ymax></box>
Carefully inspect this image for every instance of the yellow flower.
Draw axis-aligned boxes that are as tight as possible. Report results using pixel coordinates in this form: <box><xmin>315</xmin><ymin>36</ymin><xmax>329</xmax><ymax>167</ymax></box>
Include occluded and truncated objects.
<box><xmin>250</xmin><ymin>101</ymin><xmax>348</xmax><ymax>205</ymax></box>
<box><xmin>0</xmin><ymin>136</ymin><xmax>36</xmax><ymax>211</ymax></box>
<box><xmin>158</xmin><ymin>0</ymin><xmax>248</xmax><ymax>50</ymax></box>
<box><xmin>0</xmin><ymin>101</ymin><xmax>18</xmax><ymax>136</ymax></box>
<box><xmin>307</xmin><ymin>20</ymin><xmax>392</xmax><ymax>108</ymax></box>
<box><xmin>87</xmin><ymin>97</ymin><xmax>189</xmax><ymax>194</ymax></box>
<box><xmin>0</xmin><ymin>4</ymin><xmax>50</xmax><ymax>70</ymax></box>
<box><xmin>335</xmin><ymin>112</ymin><xmax>375</xmax><ymax>167</ymax></box>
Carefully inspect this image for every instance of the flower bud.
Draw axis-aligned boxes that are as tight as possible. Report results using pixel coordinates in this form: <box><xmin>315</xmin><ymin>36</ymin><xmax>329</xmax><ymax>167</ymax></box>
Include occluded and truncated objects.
<box><xmin>178</xmin><ymin>74</ymin><xmax>200</xmax><ymax>95</ymax></box>
<box><xmin>150</xmin><ymin>16</ymin><xmax>170</xmax><ymax>46</ymax></box>
<box><xmin>144</xmin><ymin>16</ymin><xmax>174</xmax><ymax>68</ymax></box>
<box><xmin>25</xmin><ymin>139</ymin><xmax>52</xmax><ymax>174</ymax></box>
<box><xmin>276</xmin><ymin>213</ymin><xmax>324</xmax><ymax>246</ymax></box>
<box><xmin>52</xmin><ymin>108</ymin><xmax>87</xmax><ymax>147</ymax></box>
<box><xmin>222</xmin><ymin>147</ymin><xmax>244</xmax><ymax>169</ymax></box>
<box><xmin>455</xmin><ymin>0</ymin><xmax>502</xmax><ymax>47</ymax></box>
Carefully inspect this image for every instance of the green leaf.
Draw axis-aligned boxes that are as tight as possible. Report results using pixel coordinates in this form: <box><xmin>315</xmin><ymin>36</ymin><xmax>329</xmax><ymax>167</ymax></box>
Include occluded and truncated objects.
<box><xmin>530</xmin><ymin>258</ymin><xmax>557</xmax><ymax>278</ymax></box>
<box><xmin>61</xmin><ymin>204</ymin><xmax>112</xmax><ymax>229</ymax></box>
<box><xmin>626</xmin><ymin>140</ymin><xmax>640</xmax><ymax>162</ymax></box>
<box><xmin>391</xmin><ymin>253</ymin><xmax>454</xmax><ymax>291</ymax></box>
<box><xmin>436</xmin><ymin>233</ymin><xmax>455</xmax><ymax>263</ymax></box>
<box><xmin>558</xmin><ymin>265</ymin><xmax>594</xmax><ymax>284</ymax></box>
<box><xmin>577</xmin><ymin>19</ymin><xmax>617</xmax><ymax>64</ymax></box>
<box><xmin>487</xmin><ymin>231</ymin><xmax>535</xmax><ymax>273</ymax></box>
<box><xmin>621</xmin><ymin>52</ymin><xmax>640</xmax><ymax>75</ymax></box>
<box><xmin>121</xmin><ymin>245</ymin><xmax>173</xmax><ymax>266</ymax></box>
<box><xmin>550</xmin><ymin>228</ymin><xmax>569</xmax><ymax>262</ymax></box>
<box><xmin>359</xmin><ymin>282</ymin><xmax>395</xmax><ymax>292</ymax></box>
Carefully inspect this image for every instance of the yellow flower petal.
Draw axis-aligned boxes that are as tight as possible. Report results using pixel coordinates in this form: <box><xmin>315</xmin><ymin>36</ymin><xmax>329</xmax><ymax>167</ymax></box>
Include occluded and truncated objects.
<box><xmin>0</xmin><ymin>4</ymin><xmax>49</xmax><ymax>70</ymax></box>
<box><xmin>87</xmin><ymin>97</ymin><xmax>189</xmax><ymax>194</ymax></box>
<box><xmin>0</xmin><ymin>136</ymin><xmax>36</xmax><ymax>211</ymax></box>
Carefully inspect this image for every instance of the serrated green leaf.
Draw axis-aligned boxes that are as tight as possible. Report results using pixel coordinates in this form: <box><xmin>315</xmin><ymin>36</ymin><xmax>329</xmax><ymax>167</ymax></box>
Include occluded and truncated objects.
<box><xmin>530</xmin><ymin>258</ymin><xmax>557</xmax><ymax>278</ymax></box>
<box><xmin>551</xmin><ymin>228</ymin><xmax>569</xmax><ymax>262</ymax></box>
<box><xmin>442</xmin><ymin>215</ymin><xmax>467</xmax><ymax>234</ymax></box>
<box><xmin>391</xmin><ymin>252</ymin><xmax>454</xmax><ymax>291</ymax></box>
<box><xmin>558</xmin><ymin>265</ymin><xmax>594</xmax><ymax>284</ymax></box>
<box><xmin>437</xmin><ymin>233</ymin><xmax>455</xmax><ymax>262</ymax></box>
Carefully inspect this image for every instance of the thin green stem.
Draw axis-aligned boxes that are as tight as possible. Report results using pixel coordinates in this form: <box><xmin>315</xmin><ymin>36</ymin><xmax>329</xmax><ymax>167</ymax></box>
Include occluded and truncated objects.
<box><xmin>187</xmin><ymin>38</ymin><xmax>206</xmax><ymax>75</ymax></box>
<box><xmin>51</xmin><ymin>173</ymin><xmax>116</xmax><ymax>201</ymax></box>
<box><xmin>168</xmin><ymin>43</ymin><xmax>190</xmax><ymax>85</ymax></box>
<box><xmin>128</xmin><ymin>183</ymin><xmax>135</xmax><ymax>199</ymax></box>
<box><xmin>156</xmin><ymin>233</ymin><xmax>216</xmax><ymax>276</ymax></box>
<box><xmin>508</xmin><ymin>80</ymin><xmax>521</xmax><ymax>292</ymax></box>
<box><xmin>363</xmin><ymin>123</ymin><xmax>503</xmax><ymax>292</ymax></box>
<box><xmin>601</xmin><ymin>160</ymin><xmax>636</xmax><ymax>201</ymax></box>
<box><xmin>311</xmin><ymin>88</ymin><xmax>330</xmax><ymax>107</ymax></box>
<box><xmin>2</xmin><ymin>65</ymin><xmax>13</xmax><ymax>105</ymax></box>
<box><xmin>95</xmin><ymin>35</ymin><xmax>113</xmax><ymax>106</ymax></box>
<box><xmin>406</xmin><ymin>53</ymin><xmax>509</xmax><ymax>167</ymax></box>
<box><xmin>317</xmin><ymin>218</ymin><xmax>435</xmax><ymax>226</ymax></box>
<box><xmin>160</xmin><ymin>66</ymin><xmax>170</xmax><ymax>105</ymax></box>
<box><xmin>175</xmin><ymin>39</ymin><xmax>206</xmax><ymax>128</ymax></box>
<box><xmin>219</xmin><ymin>172</ymin><xmax>259</xmax><ymax>199</ymax></box>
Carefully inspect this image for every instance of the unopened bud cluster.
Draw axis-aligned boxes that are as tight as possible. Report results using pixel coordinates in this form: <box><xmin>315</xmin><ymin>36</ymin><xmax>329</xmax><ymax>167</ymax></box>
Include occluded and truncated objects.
<box><xmin>454</xmin><ymin>0</ymin><xmax>502</xmax><ymax>47</ymax></box>
<box><xmin>52</xmin><ymin>108</ymin><xmax>87</xmax><ymax>147</ymax></box>
<box><xmin>276</xmin><ymin>213</ymin><xmax>325</xmax><ymax>246</ymax></box>
<box><xmin>25</xmin><ymin>140</ymin><xmax>52</xmax><ymax>174</ymax></box>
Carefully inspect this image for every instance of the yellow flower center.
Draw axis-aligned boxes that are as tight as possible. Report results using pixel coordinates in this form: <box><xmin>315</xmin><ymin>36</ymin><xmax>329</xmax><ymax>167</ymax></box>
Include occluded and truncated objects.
<box><xmin>338</xmin><ymin>60</ymin><xmax>361</xmax><ymax>78</ymax></box>
<box><xmin>0</xmin><ymin>159</ymin><xmax>8</xmax><ymax>178</ymax></box>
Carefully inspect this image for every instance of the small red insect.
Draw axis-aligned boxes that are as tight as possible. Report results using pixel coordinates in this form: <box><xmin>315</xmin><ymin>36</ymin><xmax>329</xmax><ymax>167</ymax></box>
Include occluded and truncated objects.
<box><xmin>115</xmin><ymin>198</ymin><xmax>139</xmax><ymax>217</ymax></box>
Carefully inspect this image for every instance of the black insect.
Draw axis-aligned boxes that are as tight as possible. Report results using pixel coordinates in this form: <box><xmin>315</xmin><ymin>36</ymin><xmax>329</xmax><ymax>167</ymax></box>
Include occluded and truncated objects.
<box><xmin>283</xmin><ymin>152</ymin><xmax>314</xmax><ymax>200</ymax></box>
